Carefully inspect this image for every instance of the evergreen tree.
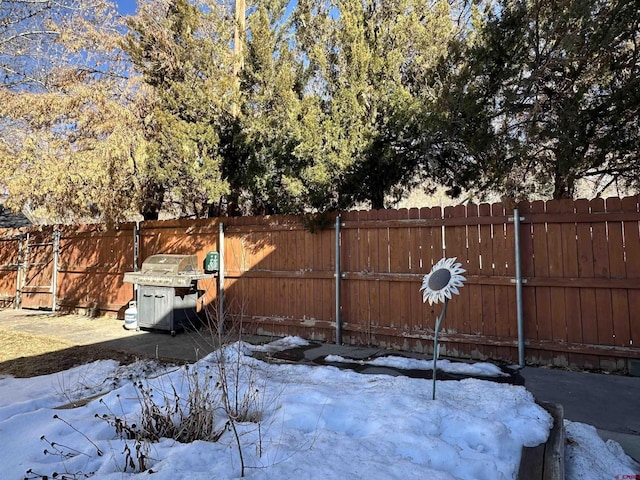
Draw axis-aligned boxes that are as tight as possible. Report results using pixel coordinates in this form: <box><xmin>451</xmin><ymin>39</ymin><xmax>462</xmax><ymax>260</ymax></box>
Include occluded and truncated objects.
<box><xmin>431</xmin><ymin>0</ymin><xmax>640</xmax><ymax>200</ymax></box>
<box><xmin>222</xmin><ymin>0</ymin><xmax>308</xmax><ymax>215</ymax></box>
<box><xmin>124</xmin><ymin>0</ymin><xmax>234</xmax><ymax>218</ymax></box>
<box><xmin>293</xmin><ymin>0</ymin><xmax>463</xmax><ymax>210</ymax></box>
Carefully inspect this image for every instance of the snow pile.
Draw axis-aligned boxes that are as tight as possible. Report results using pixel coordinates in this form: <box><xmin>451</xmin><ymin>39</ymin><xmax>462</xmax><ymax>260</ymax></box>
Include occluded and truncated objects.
<box><xmin>564</xmin><ymin>420</ymin><xmax>639</xmax><ymax>480</ymax></box>
<box><xmin>248</xmin><ymin>335</ymin><xmax>310</xmax><ymax>353</ymax></box>
<box><xmin>325</xmin><ymin>354</ymin><xmax>509</xmax><ymax>377</ymax></box>
<box><xmin>0</xmin><ymin>343</ymin><xmax>548</xmax><ymax>480</ymax></box>
<box><xmin>0</xmin><ymin>339</ymin><xmax>635</xmax><ymax>480</ymax></box>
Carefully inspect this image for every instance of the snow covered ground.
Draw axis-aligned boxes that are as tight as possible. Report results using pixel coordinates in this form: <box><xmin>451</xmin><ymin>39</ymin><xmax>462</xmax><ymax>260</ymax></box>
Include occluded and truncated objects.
<box><xmin>0</xmin><ymin>337</ymin><xmax>637</xmax><ymax>480</ymax></box>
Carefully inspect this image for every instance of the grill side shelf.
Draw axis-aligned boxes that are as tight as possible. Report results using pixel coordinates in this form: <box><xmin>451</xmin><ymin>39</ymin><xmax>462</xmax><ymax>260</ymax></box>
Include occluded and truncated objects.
<box><xmin>123</xmin><ymin>272</ymin><xmax>215</xmax><ymax>287</ymax></box>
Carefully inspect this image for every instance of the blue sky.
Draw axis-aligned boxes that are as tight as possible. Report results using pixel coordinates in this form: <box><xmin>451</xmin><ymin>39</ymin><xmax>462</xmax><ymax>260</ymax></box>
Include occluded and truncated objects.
<box><xmin>115</xmin><ymin>0</ymin><xmax>138</xmax><ymax>16</ymax></box>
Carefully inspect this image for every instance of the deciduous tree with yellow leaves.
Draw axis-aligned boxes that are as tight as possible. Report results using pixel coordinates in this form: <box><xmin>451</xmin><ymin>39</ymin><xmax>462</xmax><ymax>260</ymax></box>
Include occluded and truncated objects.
<box><xmin>0</xmin><ymin>0</ymin><xmax>153</xmax><ymax>224</ymax></box>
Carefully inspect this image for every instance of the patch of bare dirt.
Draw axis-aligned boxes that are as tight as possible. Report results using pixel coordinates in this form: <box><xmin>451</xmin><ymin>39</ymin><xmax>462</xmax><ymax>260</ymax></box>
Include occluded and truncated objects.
<box><xmin>0</xmin><ymin>330</ymin><xmax>147</xmax><ymax>378</ymax></box>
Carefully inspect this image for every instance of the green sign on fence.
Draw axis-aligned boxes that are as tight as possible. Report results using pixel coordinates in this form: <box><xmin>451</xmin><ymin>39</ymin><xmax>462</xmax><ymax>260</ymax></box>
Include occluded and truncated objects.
<box><xmin>204</xmin><ymin>251</ymin><xmax>219</xmax><ymax>272</ymax></box>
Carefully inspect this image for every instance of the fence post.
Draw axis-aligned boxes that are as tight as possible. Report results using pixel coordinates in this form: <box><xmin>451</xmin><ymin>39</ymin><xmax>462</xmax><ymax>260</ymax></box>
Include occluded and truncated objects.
<box><xmin>133</xmin><ymin>221</ymin><xmax>140</xmax><ymax>272</ymax></box>
<box><xmin>15</xmin><ymin>233</ymin><xmax>24</xmax><ymax>309</ymax></box>
<box><xmin>513</xmin><ymin>209</ymin><xmax>526</xmax><ymax>367</ymax></box>
<box><xmin>51</xmin><ymin>228</ymin><xmax>60</xmax><ymax>312</ymax></box>
<box><xmin>133</xmin><ymin>222</ymin><xmax>140</xmax><ymax>304</ymax></box>
<box><xmin>335</xmin><ymin>215</ymin><xmax>342</xmax><ymax>345</ymax></box>
<box><xmin>218</xmin><ymin>221</ymin><xmax>225</xmax><ymax>328</ymax></box>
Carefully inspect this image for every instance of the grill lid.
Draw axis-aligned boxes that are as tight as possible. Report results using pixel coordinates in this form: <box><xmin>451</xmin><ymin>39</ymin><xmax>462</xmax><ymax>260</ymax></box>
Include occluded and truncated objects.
<box><xmin>124</xmin><ymin>254</ymin><xmax>214</xmax><ymax>287</ymax></box>
<box><xmin>140</xmin><ymin>254</ymin><xmax>198</xmax><ymax>275</ymax></box>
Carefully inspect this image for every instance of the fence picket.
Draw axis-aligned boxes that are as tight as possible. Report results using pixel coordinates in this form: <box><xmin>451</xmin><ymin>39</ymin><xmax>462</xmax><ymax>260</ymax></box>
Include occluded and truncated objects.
<box><xmin>530</xmin><ymin>201</ymin><xmax>552</xmax><ymax>365</ymax></box>
<box><xmin>574</xmin><ymin>199</ymin><xmax>598</xmax><ymax>354</ymax></box>
<box><xmin>466</xmin><ymin>204</ymin><xmax>483</xmax><ymax>340</ymax></box>
<box><xmin>341</xmin><ymin>210</ymin><xmax>359</xmax><ymax>338</ymax></box>
<box><xmin>591</xmin><ymin>199</ymin><xmax>614</xmax><ymax>358</ymax></box>
<box><xmin>546</xmin><ymin>200</ymin><xmax>568</xmax><ymax>354</ymax></box>
<box><xmin>367</xmin><ymin>210</ymin><xmax>381</xmax><ymax>341</ymax></box>
<box><xmin>476</xmin><ymin>203</ymin><xmax>495</xmax><ymax>345</ymax></box>
<box><xmin>622</xmin><ymin>196</ymin><xmax>640</xmax><ymax>351</ymax></box>
<box><xmin>606</xmin><ymin>198</ymin><xmax>631</xmax><ymax>349</ymax></box>
<box><xmin>408</xmin><ymin>208</ymin><xmax>422</xmax><ymax>337</ymax></box>
<box><xmin>559</xmin><ymin>199</ymin><xmax>582</xmax><ymax>364</ymax></box>
<box><xmin>492</xmin><ymin>203</ymin><xmax>513</xmax><ymax>360</ymax></box>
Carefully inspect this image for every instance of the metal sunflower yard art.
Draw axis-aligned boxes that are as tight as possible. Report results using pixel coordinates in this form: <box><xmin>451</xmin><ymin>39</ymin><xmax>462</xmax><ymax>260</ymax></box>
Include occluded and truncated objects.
<box><xmin>420</xmin><ymin>257</ymin><xmax>467</xmax><ymax>400</ymax></box>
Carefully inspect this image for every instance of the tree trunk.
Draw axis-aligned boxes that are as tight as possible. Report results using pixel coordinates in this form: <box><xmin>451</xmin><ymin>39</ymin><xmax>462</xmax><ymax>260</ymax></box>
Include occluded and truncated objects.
<box><xmin>226</xmin><ymin>182</ymin><xmax>243</xmax><ymax>216</ymax></box>
<box><xmin>141</xmin><ymin>210</ymin><xmax>159</xmax><ymax>221</ymax></box>
<box><xmin>370</xmin><ymin>187</ymin><xmax>385</xmax><ymax>210</ymax></box>
<box><xmin>553</xmin><ymin>172</ymin><xmax>575</xmax><ymax>199</ymax></box>
<box><xmin>139</xmin><ymin>184</ymin><xmax>164</xmax><ymax>221</ymax></box>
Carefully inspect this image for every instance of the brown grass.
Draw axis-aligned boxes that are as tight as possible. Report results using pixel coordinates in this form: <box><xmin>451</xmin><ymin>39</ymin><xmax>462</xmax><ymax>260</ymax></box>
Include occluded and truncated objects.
<box><xmin>0</xmin><ymin>330</ymin><xmax>145</xmax><ymax>378</ymax></box>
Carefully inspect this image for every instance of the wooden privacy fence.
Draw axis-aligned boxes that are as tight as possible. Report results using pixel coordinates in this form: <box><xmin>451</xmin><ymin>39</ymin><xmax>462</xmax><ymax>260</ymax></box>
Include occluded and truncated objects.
<box><xmin>0</xmin><ymin>196</ymin><xmax>638</xmax><ymax>371</ymax></box>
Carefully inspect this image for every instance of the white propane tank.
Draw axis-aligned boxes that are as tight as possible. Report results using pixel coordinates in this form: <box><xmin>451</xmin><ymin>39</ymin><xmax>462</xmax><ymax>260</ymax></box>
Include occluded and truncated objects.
<box><xmin>124</xmin><ymin>301</ymin><xmax>138</xmax><ymax>330</ymax></box>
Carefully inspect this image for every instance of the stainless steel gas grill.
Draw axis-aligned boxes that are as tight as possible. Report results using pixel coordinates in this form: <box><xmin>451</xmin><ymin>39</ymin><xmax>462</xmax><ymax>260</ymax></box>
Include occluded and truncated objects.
<box><xmin>123</xmin><ymin>254</ymin><xmax>214</xmax><ymax>335</ymax></box>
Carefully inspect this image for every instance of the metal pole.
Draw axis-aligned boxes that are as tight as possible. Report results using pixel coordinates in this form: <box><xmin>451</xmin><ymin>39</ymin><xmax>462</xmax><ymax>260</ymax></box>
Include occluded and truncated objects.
<box><xmin>218</xmin><ymin>221</ymin><xmax>225</xmax><ymax>328</ymax></box>
<box><xmin>513</xmin><ymin>209</ymin><xmax>525</xmax><ymax>367</ymax></box>
<box><xmin>335</xmin><ymin>215</ymin><xmax>342</xmax><ymax>345</ymax></box>
<box><xmin>15</xmin><ymin>233</ymin><xmax>23</xmax><ymax>309</ymax></box>
<box><xmin>432</xmin><ymin>298</ymin><xmax>448</xmax><ymax>400</ymax></box>
<box><xmin>51</xmin><ymin>229</ymin><xmax>60</xmax><ymax>312</ymax></box>
<box><xmin>133</xmin><ymin>222</ymin><xmax>140</xmax><ymax>303</ymax></box>
<box><xmin>133</xmin><ymin>222</ymin><xmax>140</xmax><ymax>272</ymax></box>
<box><xmin>19</xmin><ymin>232</ymin><xmax>29</xmax><ymax>309</ymax></box>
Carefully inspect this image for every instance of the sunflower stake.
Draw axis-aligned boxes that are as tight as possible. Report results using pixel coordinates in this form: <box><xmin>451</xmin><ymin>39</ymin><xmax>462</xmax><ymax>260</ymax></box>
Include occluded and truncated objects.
<box><xmin>420</xmin><ymin>257</ymin><xmax>466</xmax><ymax>400</ymax></box>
